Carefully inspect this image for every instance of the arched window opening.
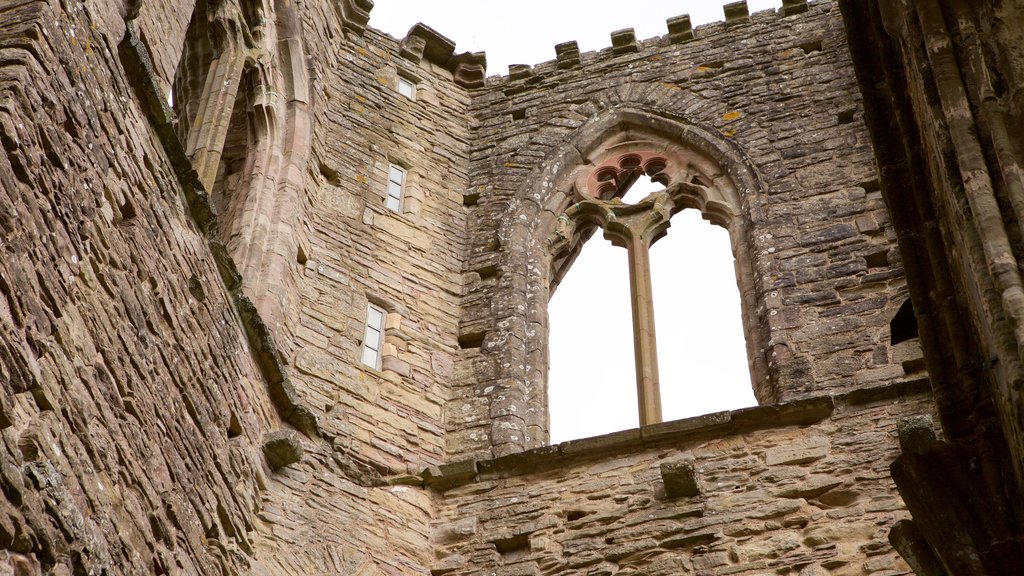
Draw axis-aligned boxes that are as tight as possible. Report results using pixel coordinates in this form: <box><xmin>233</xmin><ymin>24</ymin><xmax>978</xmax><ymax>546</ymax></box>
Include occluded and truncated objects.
<box><xmin>651</xmin><ymin>209</ymin><xmax>756</xmax><ymax>420</ymax></box>
<box><xmin>546</xmin><ymin>125</ymin><xmax>765</xmax><ymax>444</ymax></box>
<box><xmin>549</xmin><ymin>172</ymin><xmax>754</xmax><ymax>442</ymax></box>
<box><xmin>549</xmin><ymin>232</ymin><xmax>634</xmax><ymax>443</ymax></box>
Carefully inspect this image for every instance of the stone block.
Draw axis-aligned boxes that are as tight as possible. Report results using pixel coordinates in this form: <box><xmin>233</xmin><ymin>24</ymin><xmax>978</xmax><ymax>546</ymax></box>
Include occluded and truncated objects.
<box><xmin>422</xmin><ymin>460</ymin><xmax>478</xmax><ymax>491</ymax></box>
<box><xmin>555</xmin><ymin>41</ymin><xmax>581</xmax><ymax>69</ymax></box>
<box><xmin>508</xmin><ymin>64</ymin><xmax>534</xmax><ymax>80</ymax></box>
<box><xmin>724</xmin><ymin>1</ymin><xmax>750</xmax><ymax>25</ymax></box>
<box><xmin>898</xmin><ymin>415</ymin><xmax>936</xmax><ymax>454</ymax></box>
<box><xmin>666</xmin><ymin>15</ymin><xmax>694</xmax><ymax>43</ymax></box>
<box><xmin>661</xmin><ymin>460</ymin><xmax>702</xmax><ymax>498</ymax></box>
<box><xmin>782</xmin><ymin>0</ymin><xmax>810</xmax><ymax>16</ymax></box>
<box><xmin>765</xmin><ymin>435</ymin><xmax>829</xmax><ymax>465</ymax></box>
<box><xmin>262</xmin><ymin>430</ymin><xmax>304</xmax><ymax>471</ymax></box>
<box><xmin>610</xmin><ymin>28</ymin><xmax>638</xmax><ymax>54</ymax></box>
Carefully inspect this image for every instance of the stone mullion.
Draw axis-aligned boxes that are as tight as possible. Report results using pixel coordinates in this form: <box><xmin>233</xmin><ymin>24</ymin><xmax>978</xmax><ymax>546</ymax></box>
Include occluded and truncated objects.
<box><xmin>186</xmin><ymin>47</ymin><xmax>247</xmax><ymax>190</ymax></box>
<box><xmin>596</xmin><ymin>199</ymin><xmax>671</xmax><ymax>428</ymax></box>
<box><xmin>624</xmin><ymin>233</ymin><xmax>663</xmax><ymax>426</ymax></box>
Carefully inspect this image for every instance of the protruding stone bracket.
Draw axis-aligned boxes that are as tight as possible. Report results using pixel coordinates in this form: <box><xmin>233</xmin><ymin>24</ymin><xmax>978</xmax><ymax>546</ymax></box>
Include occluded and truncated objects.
<box><xmin>611</xmin><ymin>28</ymin><xmax>638</xmax><ymax>54</ymax></box>
<box><xmin>666</xmin><ymin>15</ymin><xmax>694</xmax><ymax>44</ymax></box>
<box><xmin>449</xmin><ymin>51</ymin><xmax>487</xmax><ymax>89</ymax></box>
<box><xmin>262</xmin><ymin>430</ymin><xmax>304</xmax><ymax>470</ymax></box>
<box><xmin>333</xmin><ymin>0</ymin><xmax>374</xmax><ymax>34</ymax></box>
<box><xmin>661</xmin><ymin>459</ymin><xmax>702</xmax><ymax>498</ymax></box>
<box><xmin>555</xmin><ymin>41</ymin><xmax>581</xmax><ymax>69</ymax></box>
<box><xmin>724</xmin><ymin>1</ymin><xmax>750</xmax><ymax>26</ymax></box>
<box><xmin>781</xmin><ymin>0</ymin><xmax>809</xmax><ymax>16</ymax></box>
<box><xmin>897</xmin><ymin>415</ymin><xmax>936</xmax><ymax>454</ymax></box>
<box><xmin>400</xmin><ymin>23</ymin><xmax>456</xmax><ymax>65</ymax></box>
<box><xmin>422</xmin><ymin>460</ymin><xmax>478</xmax><ymax>492</ymax></box>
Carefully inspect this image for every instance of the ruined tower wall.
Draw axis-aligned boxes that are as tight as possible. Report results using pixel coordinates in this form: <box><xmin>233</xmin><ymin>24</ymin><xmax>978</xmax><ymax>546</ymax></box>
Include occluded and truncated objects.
<box><xmin>0</xmin><ymin>1</ymin><xmax>452</xmax><ymax>573</ymax></box>
<box><xmin>0</xmin><ymin>0</ymin><xmax>967</xmax><ymax>574</ymax></box>
<box><xmin>454</xmin><ymin>1</ymin><xmax>923</xmax><ymax>460</ymax></box>
<box><xmin>291</xmin><ymin>19</ymin><xmax>473</xmax><ymax>476</ymax></box>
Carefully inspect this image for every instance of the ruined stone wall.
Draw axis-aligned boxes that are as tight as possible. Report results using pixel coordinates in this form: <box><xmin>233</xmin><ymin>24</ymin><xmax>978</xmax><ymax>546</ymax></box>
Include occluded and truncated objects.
<box><xmin>289</xmin><ymin>17</ymin><xmax>473</xmax><ymax>476</ymax></box>
<box><xmin>0</xmin><ymin>1</ymin><xmax>449</xmax><ymax>573</ymax></box>
<box><xmin>454</xmin><ymin>0</ymin><xmax>923</xmax><ymax>460</ymax></box>
<box><xmin>0</xmin><ymin>0</ymin><xmax>956</xmax><ymax>574</ymax></box>
<box><xmin>0</xmin><ymin>0</ymin><xmax>280</xmax><ymax>572</ymax></box>
<box><xmin>841</xmin><ymin>0</ymin><xmax>1024</xmax><ymax>570</ymax></box>
<box><xmin>431</xmin><ymin>387</ymin><xmax>934</xmax><ymax>576</ymax></box>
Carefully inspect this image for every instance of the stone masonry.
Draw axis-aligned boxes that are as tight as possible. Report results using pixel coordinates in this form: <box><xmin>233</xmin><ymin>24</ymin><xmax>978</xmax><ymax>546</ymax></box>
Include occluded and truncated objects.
<box><xmin>0</xmin><ymin>0</ymin><xmax>1021</xmax><ymax>574</ymax></box>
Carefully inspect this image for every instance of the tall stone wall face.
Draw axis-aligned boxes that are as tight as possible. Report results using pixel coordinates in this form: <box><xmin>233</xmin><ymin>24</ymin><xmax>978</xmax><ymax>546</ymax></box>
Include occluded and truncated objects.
<box><xmin>292</xmin><ymin>20</ymin><xmax>473</xmax><ymax>475</ymax></box>
<box><xmin>0</xmin><ymin>1</ymin><xmax>448</xmax><ymax>574</ymax></box>
<box><xmin>0</xmin><ymin>0</ymin><xmax>283</xmax><ymax>572</ymax></box>
<box><xmin>0</xmin><ymin>0</ymin><xmax>950</xmax><ymax>574</ymax></box>
<box><xmin>842</xmin><ymin>0</ymin><xmax>1024</xmax><ymax>570</ymax></box>
<box><xmin>455</xmin><ymin>0</ymin><xmax>924</xmax><ymax>460</ymax></box>
<box><xmin>432</xmin><ymin>393</ymin><xmax>934</xmax><ymax>576</ymax></box>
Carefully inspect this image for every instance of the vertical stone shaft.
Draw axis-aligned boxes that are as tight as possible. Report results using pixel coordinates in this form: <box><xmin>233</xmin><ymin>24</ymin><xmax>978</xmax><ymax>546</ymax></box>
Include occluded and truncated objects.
<box><xmin>626</xmin><ymin>235</ymin><xmax>662</xmax><ymax>425</ymax></box>
<box><xmin>186</xmin><ymin>49</ymin><xmax>246</xmax><ymax>190</ymax></box>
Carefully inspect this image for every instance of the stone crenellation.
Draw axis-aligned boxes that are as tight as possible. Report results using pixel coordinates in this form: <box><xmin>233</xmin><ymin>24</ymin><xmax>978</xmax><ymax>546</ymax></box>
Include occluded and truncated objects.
<box><xmin>1</xmin><ymin>0</ymin><xmax>1022</xmax><ymax>574</ymax></box>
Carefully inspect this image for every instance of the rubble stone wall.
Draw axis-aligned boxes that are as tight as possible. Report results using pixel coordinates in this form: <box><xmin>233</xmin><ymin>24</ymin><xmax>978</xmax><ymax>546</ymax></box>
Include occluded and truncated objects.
<box><xmin>0</xmin><ymin>0</ymin><xmax>946</xmax><ymax>574</ymax></box>
<box><xmin>432</xmin><ymin>389</ymin><xmax>934</xmax><ymax>576</ymax></box>
<box><xmin>291</xmin><ymin>18</ymin><xmax>473</xmax><ymax>476</ymax></box>
<box><xmin>455</xmin><ymin>0</ymin><xmax>922</xmax><ymax>460</ymax></box>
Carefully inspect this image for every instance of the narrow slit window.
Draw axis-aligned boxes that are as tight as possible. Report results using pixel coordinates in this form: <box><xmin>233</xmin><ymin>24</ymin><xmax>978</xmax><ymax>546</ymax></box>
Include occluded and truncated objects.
<box><xmin>386</xmin><ymin>165</ymin><xmax>405</xmax><ymax>212</ymax></box>
<box><xmin>361</xmin><ymin>304</ymin><xmax>386</xmax><ymax>369</ymax></box>
<box><xmin>397</xmin><ymin>76</ymin><xmax>416</xmax><ymax>100</ymax></box>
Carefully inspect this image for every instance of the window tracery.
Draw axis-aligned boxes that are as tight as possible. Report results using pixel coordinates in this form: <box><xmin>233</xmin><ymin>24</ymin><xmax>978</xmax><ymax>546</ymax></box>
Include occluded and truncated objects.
<box><xmin>549</xmin><ymin>134</ymin><xmax>747</xmax><ymax>426</ymax></box>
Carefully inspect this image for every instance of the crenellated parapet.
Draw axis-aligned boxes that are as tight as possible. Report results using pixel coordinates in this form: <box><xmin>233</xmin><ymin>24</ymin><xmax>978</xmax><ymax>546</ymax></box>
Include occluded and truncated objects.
<box><xmin>487</xmin><ymin>0</ymin><xmax>812</xmax><ymax>84</ymax></box>
<box><xmin>398</xmin><ymin>23</ymin><xmax>488</xmax><ymax>88</ymax></box>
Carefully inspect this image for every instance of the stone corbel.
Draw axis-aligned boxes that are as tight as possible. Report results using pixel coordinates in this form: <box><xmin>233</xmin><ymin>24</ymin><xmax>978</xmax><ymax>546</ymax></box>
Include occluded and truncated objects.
<box><xmin>334</xmin><ymin>0</ymin><xmax>374</xmax><ymax>34</ymax></box>
<box><xmin>400</xmin><ymin>23</ymin><xmax>456</xmax><ymax>65</ymax></box>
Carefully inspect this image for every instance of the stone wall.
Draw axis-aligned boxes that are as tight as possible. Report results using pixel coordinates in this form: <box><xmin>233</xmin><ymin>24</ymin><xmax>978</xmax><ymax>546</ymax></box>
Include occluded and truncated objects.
<box><xmin>432</xmin><ymin>386</ymin><xmax>934</xmax><ymax>576</ymax></box>
<box><xmin>0</xmin><ymin>0</ymin><xmax>965</xmax><ymax>573</ymax></box>
<box><xmin>0</xmin><ymin>0</ymin><xmax>279</xmax><ymax>571</ymax></box>
<box><xmin>290</xmin><ymin>18</ymin><xmax>474</xmax><ymax>476</ymax></box>
<box><xmin>842</xmin><ymin>0</ymin><xmax>1024</xmax><ymax>570</ymax></box>
<box><xmin>454</xmin><ymin>0</ymin><xmax>923</xmax><ymax>460</ymax></box>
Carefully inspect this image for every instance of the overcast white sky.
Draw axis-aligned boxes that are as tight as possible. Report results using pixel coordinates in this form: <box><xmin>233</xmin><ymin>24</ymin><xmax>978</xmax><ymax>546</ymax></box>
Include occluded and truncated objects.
<box><xmin>369</xmin><ymin>1</ymin><xmax>781</xmax><ymax>442</ymax></box>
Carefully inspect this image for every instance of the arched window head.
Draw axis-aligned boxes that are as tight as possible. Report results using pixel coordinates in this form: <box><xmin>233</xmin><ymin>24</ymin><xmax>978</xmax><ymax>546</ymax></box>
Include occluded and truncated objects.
<box><xmin>546</xmin><ymin>123</ymin><xmax>762</xmax><ymax>428</ymax></box>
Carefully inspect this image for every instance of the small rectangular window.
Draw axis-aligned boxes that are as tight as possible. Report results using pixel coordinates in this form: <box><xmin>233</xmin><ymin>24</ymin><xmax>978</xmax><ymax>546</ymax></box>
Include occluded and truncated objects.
<box><xmin>397</xmin><ymin>77</ymin><xmax>416</xmax><ymax>100</ymax></box>
<box><xmin>361</xmin><ymin>304</ymin><xmax>386</xmax><ymax>369</ymax></box>
<box><xmin>386</xmin><ymin>165</ymin><xmax>405</xmax><ymax>212</ymax></box>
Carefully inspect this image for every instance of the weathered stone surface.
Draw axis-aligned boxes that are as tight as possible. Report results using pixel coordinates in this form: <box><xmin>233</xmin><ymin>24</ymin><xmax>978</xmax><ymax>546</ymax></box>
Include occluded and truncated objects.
<box><xmin>660</xmin><ymin>460</ymin><xmax>702</xmax><ymax>498</ymax></box>
<box><xmin>6</xmin><ymin>0</ymin><xmax>1022</xmax><ymax>572</ymax></box>
<box><xmin>263</xmin><ymin>430</ymin><xmax>304</xmax><ymax>470</ymax></box>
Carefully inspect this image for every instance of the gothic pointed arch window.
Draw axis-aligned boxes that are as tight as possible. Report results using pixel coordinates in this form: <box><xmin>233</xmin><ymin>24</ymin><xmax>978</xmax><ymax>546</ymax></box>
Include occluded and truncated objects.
<box><xmin>169</xmin><ymin>0</ymin><xmax>313</xmax><ymax>323</ymax></box>
<box><xmin>547</xmin><ymin>125</ymin><xmax>762</xmax><ymax>436</ymax></box>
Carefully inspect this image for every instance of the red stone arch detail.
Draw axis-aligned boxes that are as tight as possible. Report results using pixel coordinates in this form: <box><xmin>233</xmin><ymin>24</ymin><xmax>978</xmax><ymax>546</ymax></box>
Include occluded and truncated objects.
<box><xmin>584</xmin><ymin>151</ymin><xmax>672</xmax><ymax>200</ymax></box>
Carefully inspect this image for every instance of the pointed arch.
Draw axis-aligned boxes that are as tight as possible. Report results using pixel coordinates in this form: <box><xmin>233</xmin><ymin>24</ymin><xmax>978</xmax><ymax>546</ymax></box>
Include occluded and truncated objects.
<box><xmin>170</xmin><ymin>0</ymin><xmax>312</xmax><ymax>329</ymax></box>
<box><xmin>484</xmin><ymin>105</ymin><xmax>772</xmax><ymax>454</ymax></box>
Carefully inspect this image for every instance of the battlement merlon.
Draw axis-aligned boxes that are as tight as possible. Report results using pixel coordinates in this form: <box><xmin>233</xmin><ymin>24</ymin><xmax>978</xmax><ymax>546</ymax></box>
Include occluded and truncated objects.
<box><xmin>344</xmin><ymin>0</ymin><xmax>812</xmax><ymax>89</ymax></box>
<box><xmin>493</xmin><ymin>0</ymin><xmax>814</xmax><ymax>84</ymax></box>
<box><xmin>399</xmin><ymin>23</ymin><xmax>487</xmax><ymax>89</ymax></box>
<box><xmin>334</xmin><ymin>0</ymin><xmax>374</xmax><ymax>34</ymax></box>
